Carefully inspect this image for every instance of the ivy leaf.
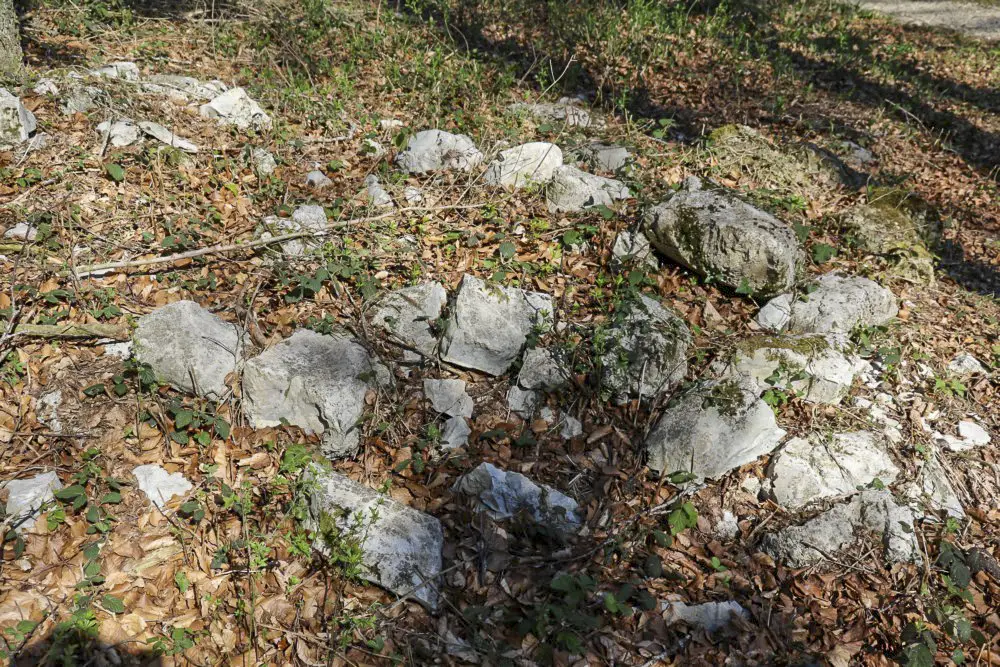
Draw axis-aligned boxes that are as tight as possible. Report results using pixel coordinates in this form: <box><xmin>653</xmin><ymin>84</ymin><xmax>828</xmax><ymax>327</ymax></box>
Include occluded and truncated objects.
<box><xmin>175</xmin><ymin>570</ymin><xmax>190</xmax><ymax>594</ymax></box>
<box><xmin>811</xmin><ymin>243</ymin><xmax>836</xmax><ymax>264</ymax></box>
<box><xmin>54</xmin><ymin>485</ymin><xmax>87</xmax><ymax>502</ymax></box>
<box><xmin>100</xmin><ymin>491</ymin><xmax>122</xmax><ymax>505</ymax></box>
<box><xmin>102</xmin><ymin>595</ymin><xmax>125</xmax><ymax>614</ymax></box>
<box><xmin>174</xmin><ymin>409</ymin><xmax>194</xmax><ymax>429</ymax></box>
<box><xmin>105</xmin><ymin>163</ymin><xmax>126</xmax><ymax>183</ymax></box>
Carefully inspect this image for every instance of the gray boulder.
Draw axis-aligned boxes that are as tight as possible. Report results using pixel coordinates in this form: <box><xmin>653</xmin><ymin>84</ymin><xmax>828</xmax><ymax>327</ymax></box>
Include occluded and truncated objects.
<box><xmin>546</xmin><ymin>165</ymin><xmax>629</xmax><ymax>213</ymax></box>
<box><xmin>905</xmin><ymin>454</ymin><xmax>964</xmax><ymax>519</ymax></box>
<box><xmin>756</xmin><ymin>273</ymin><xmax>898</xmax><ymax>334</ymax></box>
<box><xmin>199</xmin><ymin>87</ymin><xmax>271</xmax><ymax>131</ymax></box>
<box><xmin>90</xmin><ymin>61</ymin><xmax>140</xmax><ymax>81</ymax></box>
<box><xmin>97</xmin><ymin>118</ymin><xmax>141</xmax><ymax>147</ymax></box>
<box><xmin>441</xmin><ymin>416</ymin><xmax>471</xmax><ymax>449</ymax></box>
<box><xmin>762</xmin><ymin>489</ymin><xmax>918</xmax><ymax>567</ymax></box>
<box><xmin>721</xmin><ymin>332</ymin><xmax>862</xmax><ymax>404</ymax></box>
<box><xmin>0</xmin><ymin>88</ymin><xmax>37</xmax><ymax>145</ymax></box>
<box><xmin>600</xmin><ymin>294</ymin><xmax>691</xmax><ymax>403</ymax></box>
<box><xmin>484</xmin><ymin>142</ymin><xmax>563</xmax><ymax>189</ymax></box>
<box><xmin>643</xmin><ymin>176</ymin><xmax>802</xmax><ymax>296</ymax></box>
<box><xmin>440</xmin><ymin>274</ymin><xmax>553</xmax><ymax>376</ymax></box>
<box><xmin>138</xmin><ymin>121</ymin><xmax>200</xmax><ymax>153</ymax></box>
<box><xmin>767</xmin><ymin>432</ymin><xmax>899</xmax><ymax>509</ymax></box>
<box><xmin>133</xmin><ymin>300</ymin><xmax>244</xmax><ymax>399</ymax></box>
<box><xmin>645</xmin><ymin>376</ymin><xmax>786</xmax><ymax>480</ymax></box>
<box><xmin>307</xmin><ymin>467</ymin><xmax>443</xmax><ymax>609</ymax></box>
<box><xmin>370</xmin><ymin>282</ymin><xmax>447</xmax><ymax>358</ymax></box>
<box><xmin>242</xmin><ymin>329</ymin><xmax>382</xmax><ymax>459</ymax></box>
<box><xmin>453</xmin><ymin>462</ymin><xmax>582</xmax><ymax>536</ymax></box>
<box><xmin>424</xmin><ymin>379</ymin><xmax>473</xmax><ymax>418</ymax></box>
<box><xmin>395</xmin><ymin>129</ymin><xmax>483</xmax><ymax>174</ymax></box>
<box><xmin>567</xmin><ymin>142</ymin><xmax>631</xmax><ymax>174</ymax></box>
<box><xmin>364</xmin><ymin>174</ymin><xmax>394</xmax><ymax>208</ymax></box>
<box><xmin>132</xmin><ymin>464</ymin><xmax>193</xmax><ymax>508</ymax></box>
<box><xmin>517</xmin><ymin>347</ymin><xmax>570</xmax><ymax>391</ymax></box>
<box><xmin>3</xmin><ymin>472</ymin><xmax>61</xmax><ymax>533</ymax></box>
<box><xmin>263</xmin><ymin>204</ymin><xmax>328</xmax><ymax>256</ymax></box>
<box><xmin>611</xmin><ymin>231</ymin><xmax>658</xmax><ymax>271</ymax></box>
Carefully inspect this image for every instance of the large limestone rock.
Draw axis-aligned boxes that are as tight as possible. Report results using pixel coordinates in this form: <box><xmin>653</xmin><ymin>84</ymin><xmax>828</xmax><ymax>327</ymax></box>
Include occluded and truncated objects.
<box><xmin>756</xmin><ymin>273</ymin><xmax>898</xmax><ymax>334</ymax></box>
<box><xmin>721</xmin><ymin>333</ymin><xmax>862</xmax><ymax>404</ymax></box>
<box><xmin>762</xmin><ymin>489</ymin><xmax>918</xmax><ymax>567</ymax></box>
<box><xmin>133</xmin><ymin>301</ymin><xmax>245</xmax><ymax>399</ymax></box>
<box><xmin>199</xmin><ymin>87</ymin><xmax>271</xmax><ymax>131</ymax></box>
<box><xmin>370</xmin><ymin>282</ymin><xmax>447</xmax><ymax>358</ymax></box>
<box><xmin>509</xmin><ymin>99</ymin><xmax>593</xmax><ymax>128</ymax></box>
<box><xmin>132</xmin><ymin>464</ymin><xmax>193</xmax><ymax>508</ymax></box>
<box><xmin>395</xmin><ymin>129</ymin><xmax>483</xmax><ymax>174</ymax></box>
<box><xmin>0</xmin><ymin>88</ymin><xmax>37</xmax><ymax>146</ymax></box>
<box><xmin>242</xmin><ymin>329</ymin><xmax>383</xmax><ymax>459</ymax></box>
<box><xmin>546</xmin><ymin>165</ymin><xmax>629</xmax><ymax>213</ymax></box>
<box><xmin>440</xmin><ymin>275</ymin><xmax>553</xmax><ymax>376</ymax></box>
<box><xmin>645</xmin><ymin>377</ymin><xmax>786</xmax><ymax>480</ymax></box>
<box><xmin>643</xmin><ymin>176</ymin><xmax>802</xmax><ymax>296</ymax></box>
<box><xmin>484</xmin><ymin>142</ymin><xmax>563</xmax><ymax>189</ymax></box>
<box><xmin>600</xmin><ymin>295</ymin><xmax>691</xmax><ymax>403</ymax></box>
<box><xmin>453</xmin><ymin>462</ymin><xmax>582</xmax><ymax>536</ymax></box>
<box><xmin>307</xmin><ymin>467</ymin><xmax>443</xmax><ymax>609</ymax></box>
<box><xmin>2</xmin><ymin>472</ymin><xmax>62</xmax><ymax>533</ymax></box>
<box><xmin>767</xmin><ymin>432</ymin><xmax>899</xmax><ymax>509</ymax></box>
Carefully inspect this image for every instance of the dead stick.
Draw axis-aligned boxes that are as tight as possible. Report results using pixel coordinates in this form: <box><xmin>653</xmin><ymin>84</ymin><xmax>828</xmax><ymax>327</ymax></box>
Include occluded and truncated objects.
<box><xmin>70</xmin><ymin>205</ymin><xmax>481</xmax><ymax>278</ymax></box>
<box><xmin>8</xmin><ymin>323</ymin><xmax>129</xmax><ymax>340</ymax></box>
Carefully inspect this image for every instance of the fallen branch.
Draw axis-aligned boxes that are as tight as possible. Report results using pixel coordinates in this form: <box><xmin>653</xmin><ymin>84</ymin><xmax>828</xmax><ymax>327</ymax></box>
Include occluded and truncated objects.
<box><xmin>7</xmin><ymin>322</ymin><xmax>130</xmax><ymax>340</ymax></box>
<box><xmin>71</xmin><ymin>205</ymin><xmax>481</xmax><ymax>278</ymax></box>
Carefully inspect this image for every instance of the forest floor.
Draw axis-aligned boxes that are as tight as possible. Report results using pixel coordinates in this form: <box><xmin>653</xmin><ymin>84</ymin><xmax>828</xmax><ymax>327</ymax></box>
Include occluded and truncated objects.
<box><xmin>0</xmin><ymin>0</ymin><xmax>998</xmax><ymax>665</ymax></box>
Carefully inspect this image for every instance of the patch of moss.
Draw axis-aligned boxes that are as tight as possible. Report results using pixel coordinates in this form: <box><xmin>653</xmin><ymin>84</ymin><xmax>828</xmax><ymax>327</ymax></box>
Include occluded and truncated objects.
<box><xmin>735</xmin><ymin>334</ymin><xmax>829</xmax><ymax>357</ymax></box>
<box><xmin>703</xmin><ymin>378</ymin><xmax>746</xmax><ymax>418</ymax></box>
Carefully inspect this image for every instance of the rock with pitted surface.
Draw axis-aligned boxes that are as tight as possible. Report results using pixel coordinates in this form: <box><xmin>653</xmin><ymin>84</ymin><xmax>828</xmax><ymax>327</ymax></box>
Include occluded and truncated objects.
<box><xmin>484</xmin><ymin>142</ymin><xmax>563</xmax><ymax>189</ymax></box>
<box><xmin>371</xmin><ymin>282</ymin><xmax>447</xmax><ymax>358</ymax></box>
<box><xmin>756</xmin><ymin>273</ymin><xmax>898</xmax><ymax>334</ymax></box>
<box><xmin>546</xmin><ymin>165</ymin><xmax>629</xmax><ymax>213</ymax></box>
<box><xmin>395</xmin><ymin>129</ymin><xmax>483</xmax><ymax>174</ymax></box>
<box><xmin>0</xmin><ymin>88</ymin><xmax>37</xmax><ymax>146</ymax></box>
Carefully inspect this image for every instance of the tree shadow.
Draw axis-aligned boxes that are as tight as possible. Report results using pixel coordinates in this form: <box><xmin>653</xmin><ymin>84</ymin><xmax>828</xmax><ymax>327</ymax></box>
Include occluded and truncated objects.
<box><xmin>8</xmin><ymin>625</ymin><xmax>162</xmax><ymax>666</ymax></box>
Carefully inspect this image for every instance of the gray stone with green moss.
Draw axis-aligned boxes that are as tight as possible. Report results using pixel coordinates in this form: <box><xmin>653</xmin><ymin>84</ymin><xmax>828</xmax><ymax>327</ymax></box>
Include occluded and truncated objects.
<box><xmin>600</xmin><ymin>294</ymin><xmax>691</xmax><ymax>404</ymax></box>
<box><xmin>642</xmin><ymin>176</ymin><xmax>802</xmax><ymax>297</ymax></box>
<box><xmin>756</xmin><ymin>272</ymin><xmax>898</xmax><ymax>334</ymax></box>
<box><xmin>307</xmin><ymin>467</ymin><xmax>443</xmax><ymax>609</ymax></box>
<box><xmin>644</xmin><ymin>376</ymin><xmax>786</xmax><ymax>480</ymax></box>
<box><xmin>720</xmin><ymin>332</ymin><xmax>862</xmax><ymax>404</ymax></box>
<box><xmin>0</xmin><ymin>88</ymin><xmax>36</xmax><ymax>146</ymax></box>
<box><xmin>839</xmin><ymin>200</ymin><xmax>937</xmax><ymax>284</ymax></box>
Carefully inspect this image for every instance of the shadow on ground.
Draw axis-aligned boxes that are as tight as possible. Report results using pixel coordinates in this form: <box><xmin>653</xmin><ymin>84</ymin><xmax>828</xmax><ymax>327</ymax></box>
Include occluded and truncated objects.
<box><xmin>8</xmin><ymin>626</ymin><xmax>161</xmax><ymax>666</ymax></box>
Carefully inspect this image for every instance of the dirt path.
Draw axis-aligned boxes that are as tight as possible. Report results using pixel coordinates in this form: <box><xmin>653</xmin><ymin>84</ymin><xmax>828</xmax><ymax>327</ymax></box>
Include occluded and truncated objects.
<box><xmin>855</xmin><ymin>0</ymin><xmax>1000</xmax><ymax>40</ymax></box>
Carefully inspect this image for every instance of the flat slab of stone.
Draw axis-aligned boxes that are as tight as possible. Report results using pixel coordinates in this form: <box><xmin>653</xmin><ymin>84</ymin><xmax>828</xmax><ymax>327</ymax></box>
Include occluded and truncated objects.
<box><xmin>133</xmin><ymin>464</ymin><xmax>193</xmax><ymax>508</ymax></box>
<box><xmin>138</xmin><ymin>121</ymin><xmax>199</xmax><ymax>153</ymax></box>
<box><xmin>546</xmin><ymin>165</ymin><xmax>629</xmax><ymax>213</ymax></box>
<box><xmin>756</xmin><ymin>273</ymin><xmax>898</xmax><ymax>334</ymax></box>
<box><xmin>453</xmin><ymin>462</ymin><xmax>582</xmax><ymax>535</ymax></box>
<box><xmin>611</xmin><ymin>231</ymin><xmax>658</xmax><ymax>271</ymax></box>
<box><xmin>242</xmin><ymin>329</ymin><xmax>381</xmax><ymax>459</ymax></box>
<box><xmin>90</xmin><ymin>61</ymin><xmax>140</xmax><ymax>81</ymax></box>
<box><xmin>424</xmin><ymin>379</ymin><xmax>473</xmax><ymax>418</ymax></box>
<box><xmin>517</xmin><ymin>347</ymin><xmax>569</xmax><ymax>391</ymax></box>
<box><xmin>484</xmin><ymin>142</ymin><xmax>563</xmax><ymax>189</ymax></box>
<box><xmin>762</xmin><ymin>489</ymin><xmax>918</xmax><ymax>567</ymax></box>
<box><xmin>395</xmin><ymin>129</ymin><xmax>483</xmax><ymax>174</ymax></box>
<box><xmin>723</xmin><ymin>333</ymin><xmax>862</xmax><ymax>404</ymax></box>
<box><xmin>97</xmin><ymin>118</ymin><xmax>141</xmax><ymax>147</ymax></box>
<box><xmin>645</xmin><ymin>377</ymin><xmax>786</xmax><ymax>480</ymax></box>
<box><xmin>600</xmin><ymin>294</ymin><xmax>692</xmax><ymax>403</ymax></box>
<box><xmin>440</xmin><ymin>275</ymin><xmax>553</xmax><ymax>376</ymax></box>
<box><xmin>643</xmin><ymin>176</ymin><xmax>802</xmax><ymax>296</ymax></box>
<box><xmin>567</xmin><ymin>142</ymin><xmax>631</xmax><ymax>173</ymax></box>
<box><xmin>937</xmin><ymin>420</ymin><xmax>991</xmax><ymax>452</ymax></box>
<box><xmin>371</xmin><ymin>282</ymin><xmax>447</xmax><ymax>358</ymax></box>
<box><xmin>133</xmin><ymin>300</ymin><xmax>244</xmax><ymax>399</ymax></box>
<box><xmin>905</xmin><ymin>454</ymin><xmax>964</xmax><ymax>519</ymax></box>
<box><xmin>199</xmin><ymin>87</ymin><xmax>271</xmax><ymax>131</ymax></box>
<box><xmin>0</xmin><ymin>88</ymin><xmax>37</xmax><ymax>146</ymax></box>
<box><xmin>3</xmin><ymin>472</ymin><xmax>62</xmax><ymax>533</ymax></box>
<box><xmin>767</xmin><ymin>431</ymin><xmax>899</xmax><ymax>509</ymax></box>
<box><xmin>307</xmin><ymin>467</ymin><xmax>443</xmax><ymax>609</ymax></box>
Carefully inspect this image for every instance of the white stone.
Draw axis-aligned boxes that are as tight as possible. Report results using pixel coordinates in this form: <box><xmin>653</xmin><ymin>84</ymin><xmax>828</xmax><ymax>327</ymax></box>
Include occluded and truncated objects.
<box><xmin>561</xmin><ymin>414</ymin><xmax>583</xmax><ymax>440</ymax></box>
<box><xmin>546</xmin><ymin>165</ymin><xmax>629</xmax><ymax>212</ymax></box>
<box><xmin>138</xmin><ymin>121</ymin><xmax>199</xmax><ymax>153</ymax></box>
<box><xmin>364</xmin><ymin>174</ymin><xmax>394</xmax><ymax>208</ymax></box>
<box><xmin>768</xmin><ymin>432</ymin><xmax>899</xmax><ymax>509</ymax></box>
<box><xmin>362</xmin><ymin>138</ymin><xmax>386</xmax><ymax>157</ymax></box>
<box><xmin>453</xmin><ymin>462</ymin><xmax>582</xmax><ymax>535</ymax></box>
<box><xmin>304</xmin><ymin>170</ymin><xmax>333</xmax><ymax>189</ymax></box>
<box><xmin>905</xmin><ymin>454</ymin><xmax>964</xmax><ymax>519</ymax></box>
<box><xmin>568</xmin><ymin>142</ymin><xmax>631</xmax><ymax>173</ymax></box>
<box><xmin>141</xmin><ymin>74</ymin><xmax>227</xmax><ymax>101</ymax></box>
<box><xmin>242</xmin><ymin>329</ymin><xmax>382</xmax><ymax>459</ymax></box>
<box><xmin>440</xmin><ymin>274</ymin><xmax>553</xmax><ymax>376</ymax></box>
<box><xmin>36</xmin><ymin>390</ymin><xmax>63</xmax><ymax>433</ymax></box>
<box><xmin>506</xmin><ymin>385</ymin><xmax>539</xmax><ymax>419</ymax></box>
<box><xmin>715</xmin><ymin>510</ymin><xmax>740</xmax><ymax>540</ymax></box>
<box><xmin>484</xmin><ymin>142</ymin><xmax>563</xmax><ymax>189</ymax></box>
<box><xmin>132</xmin><ymin>464</ymin><xmax>193</xmax><ymax>508</ymax></box>
<box><xmin>0</xmin><ymin>88</ymin><xmax>37</xmax><ymax>145</ymax></box>
<box><xmin>611</xmin><ymin>231</ymin><xmax>658</xmax><ymax>271</ymax></box>
<box><xmin>61</xmin><ymin>86</ymin><xmax>100</xmax><ymax>115</ymax></box>
<box><xmin>4</xmin><ymin>222</ymin><xmax>37</xmax><ymax>241</ymax></box>
<box><xmin>395</xmin><ymin>129</ymin><xmax>483</xmax><ymax>173</ymax></box>
<box><xmin>424</xmin><ymin>379</ymin><xmax>473</xmax><ymax>418</ymax></box>
<box><xmin>33</xmin><ymin>78</ymin><xmax>59</xmax><ymax>96</ymax></box>
<box><xmin>97</xmin><ymin>118</ymin><xmax>141</xmax><ymax>147</ymax></box>
<box><xmin>600</xmin><ymin>294</ymin><xmax>691</xmax><ymax>403</ymax></box>
<box><xmin>307</xmin><ymin>467</ymin><xmax>444</xmax><ymax>609</ymax></box>
<box><xmin>518</xmin><ymin>347</ymin><xmax>569</xmax><ymax>390</ymax></box>
<box><xmin>379</xmin><ymin>119</ymin><xmax>404</xmax><ymax>131</ymax></box>
<box><xmin>403</xmin><ymin>186</ymin><xmax>423</xmax><ymax>205</ymax></box>
<box><xmin>133</xmin><ymin>300</ymin><xmax>244</xmax><ymax>399</ymax></box>
<box><xmin>103</xmin><ymin>341</ymin><xmax>133</xmax><ymax>360</ymax></box>
<box><xmin>441</xmin><ymin>416</ymin><xmax>471</xmax><ymax>449</ymax></box>
<box><xmin>371</xmin><ymin>282</ymin><xmax>447</xmax><ymax>358</ymax></box>
<box><xmin>199</xmin><ymin>87</ymin><xmax>271</xmax><ymax>131</ymax></box>
<box><xmin>662</xmin><ymin>601</ymin><xmax>749</xmax><ymax>633</ymax></box>
<box><xmin>645</xmin><ymin>376</ymin><xmax>786</xmax><ymax>481</ymax></box>
<box><xmin>90</xmin><ymin>61</ymin><xmax>140</xmax><ymax>81</ymax></box>
<box><xmin>757</xmin><ymin>273</ymin><xmax>898</xmax><ymax>334</ymax></box>
<box><xmin>251</xmin><ymin>147</ymin><xmax>277</xmax><ymax>176</ymax></box>
<box><xmin>2</xmin><ymin>472</ymin><xmax>62</xmax><ymax>533</ymax></box>
<box><xmin>264</xmin><ymin>204</ymin><xmax>327</xmax><ymax>256</ymax></box>
<box><xmin>948</xmin><ymin>353</ymin><xmax>988</xmax><ymax>376</ymax></box>
<box><xmin>762</xmin><ymin>489</ymin><xmax>918</xmax><ymax>567</ymax></box>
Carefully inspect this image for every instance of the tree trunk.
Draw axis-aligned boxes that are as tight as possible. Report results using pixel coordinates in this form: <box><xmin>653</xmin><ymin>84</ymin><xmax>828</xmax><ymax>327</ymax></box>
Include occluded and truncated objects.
<box><xmin>0</xmin><ymin>0</ymin><xmax>22</xmax><ymax>78</ymax></box>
